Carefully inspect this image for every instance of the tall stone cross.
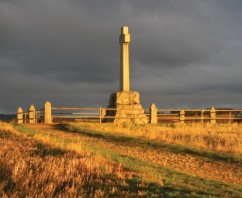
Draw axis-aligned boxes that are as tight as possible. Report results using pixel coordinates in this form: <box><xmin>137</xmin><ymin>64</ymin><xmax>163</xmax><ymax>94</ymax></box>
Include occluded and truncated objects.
<box><xmin>119</xmin><ymin>26</ymin><xmax>131</xmax><ymax>91</ymax></box>
<box><xmin>106</xmin><ymin>26</ymin><xmax>148</xmax><ymax>124</ymax></box>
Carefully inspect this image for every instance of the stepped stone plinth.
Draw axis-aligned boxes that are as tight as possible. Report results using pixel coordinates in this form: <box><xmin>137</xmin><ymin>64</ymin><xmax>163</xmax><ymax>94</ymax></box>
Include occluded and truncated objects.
<box><xmin>106</xmin><ymin>91</ymin><xmax>147</xmax><ymax>124</ymax></box>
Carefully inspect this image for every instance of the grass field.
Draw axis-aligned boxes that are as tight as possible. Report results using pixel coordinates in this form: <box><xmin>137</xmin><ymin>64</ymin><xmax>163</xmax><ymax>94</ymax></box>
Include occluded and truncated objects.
<box><xmin>0</xmin><ymin>121</ymin><xmax>241</xmax><ymax>197</ymax></box>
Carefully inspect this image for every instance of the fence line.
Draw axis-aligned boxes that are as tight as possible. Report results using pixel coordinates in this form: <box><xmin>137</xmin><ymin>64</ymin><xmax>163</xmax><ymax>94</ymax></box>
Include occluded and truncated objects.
<box><xmin>17</xmin><ymin>107</ymin><xmax>43</xmax><ymax>124</ymax></box>
<box><xmin>17</xmin><ymin>101</ymin><xmax>242</xmax><ymax>124</ymax></box>
<box><xmin>155</xmin><ymin>108</ymin><xmax>242</xmax><ymax>124</ymax></box>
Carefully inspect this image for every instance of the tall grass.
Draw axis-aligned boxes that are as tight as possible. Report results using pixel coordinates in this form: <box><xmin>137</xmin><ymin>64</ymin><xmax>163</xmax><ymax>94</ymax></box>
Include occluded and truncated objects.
<box><xmin>74</xmin><ymin>123</ymin><xmax>242</xmax><ymax>153</ymax></box>
<box><xmin>1</xmin><ymin>122</ymin><xmax>241</xmax><ymax>197</ymax></box>
<box><xmin>0</xmin><ymin>122</ymin><xmax>150</xmax><ymax>197</ymax></box>
<box><xmin>13</xmin><ymin>124</ymin><xmax>164</xmax><ymax>187</ymax></box>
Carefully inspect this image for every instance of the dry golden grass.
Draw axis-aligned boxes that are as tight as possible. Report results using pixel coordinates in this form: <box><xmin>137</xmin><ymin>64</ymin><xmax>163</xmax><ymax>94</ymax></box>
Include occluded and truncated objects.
<box><xmin>1</xmin><ymin>122</ymin><xmax>241</xmax><ymax>197</ymax></box>
<box><xmin>75</xmin><ymin>123</ymin><xmax>242</xmax><ymax>153</ymax></box>
<box><xmin>0</xmin><ymin>122</ymin><xmax>15</xmax><ymax>133</ymax></box>
<box><xmin>0</xmin><ymin>122</ymin><xmax>148</xmax><ymax>197</ymax></box>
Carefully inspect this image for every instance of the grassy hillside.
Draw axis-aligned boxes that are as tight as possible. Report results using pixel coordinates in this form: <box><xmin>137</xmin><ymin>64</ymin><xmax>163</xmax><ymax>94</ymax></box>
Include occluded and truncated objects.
<box><xmin>0</xmin><ymin>122</ymin><xmax>241</xmax><ymax>197</ymax></box>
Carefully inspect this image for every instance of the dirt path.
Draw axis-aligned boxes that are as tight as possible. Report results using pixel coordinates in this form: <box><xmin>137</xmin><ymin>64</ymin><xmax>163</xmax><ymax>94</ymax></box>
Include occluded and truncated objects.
<box><xmin>100</xmin><ymin>142</ymin><xmax>241</xmax><ymax>185</ymax></box>
<box><xmin>28</xmin><ymin>125</ymin><xmax>242</xmax><ymax>186</ymax></box>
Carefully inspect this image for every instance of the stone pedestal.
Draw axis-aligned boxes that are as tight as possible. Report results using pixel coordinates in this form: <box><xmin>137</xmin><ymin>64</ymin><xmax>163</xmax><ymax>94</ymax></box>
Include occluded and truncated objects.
<box><xmin>105</xmin><ymin>91</ymin><xmax>148</xmax><ymax>124</ymax></box>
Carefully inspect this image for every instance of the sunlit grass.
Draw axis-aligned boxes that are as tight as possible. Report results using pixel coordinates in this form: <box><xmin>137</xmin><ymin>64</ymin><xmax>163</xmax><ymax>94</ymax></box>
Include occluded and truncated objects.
<box><xmin>13</xmin><ymin>124</ymin><xmax>164</xmax><ymax>186</ymax></box>
<box><xmin>1</xmin><ymin>121</ymin><xmax>242</xmax><ymax>197</ymax></box>
<box><xmin>0</xmin><ymin>122</ymin><xmax>155</xmax><ymax>197</ymax></box>
<box><xmin>73</xmin><ymin>123</ymin><xmax>242</xmax><ymax>153</ymax></box>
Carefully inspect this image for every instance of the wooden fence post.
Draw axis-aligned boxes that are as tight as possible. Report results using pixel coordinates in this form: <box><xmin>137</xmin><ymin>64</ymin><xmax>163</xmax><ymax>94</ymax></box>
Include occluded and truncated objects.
<box><xmin>150</xmin><ymin>103</ymin><xmax>157</xmax><ymax>124</ymax></box>
<box><xmin>210</xmin><ymin>107</ymin><xmax>216</xmax><ymax>124</ymax></box>
<box><xmin>44</xmin><ymin>101</ymin><xmax>52</xmax><ymax>124</ymax></box>
<box><xmin>100</xmin><ymin>108</ymin><xmax>106</xmax><ymax>123</ymax></box>
<box><xmin>36</xmin><ymin>110</ymin><xmax>40</xmax><ymax>123</ymax></box>
<box><xmin>29</xmin><ymin>104</ymin><xmax>36</xmax><ymax>124</ymax></box>
<box><xmin>229</xmin><ymin>111</ymin><xmax>232</xmax><ymax>124</ymax></box>
<box><xmin>201</xmin><ymin>109</ymin><xmax>204</xmax><ymax>125</ymax></box>
<box><xmin>17</xmin><ymin>107</ymin><xmax>23</xmax><ymax>124</ymax></box>
<box><xmin>180</xmin><ymin>110</ymin><xmax>185</xmax><ymax>124</ymax></box>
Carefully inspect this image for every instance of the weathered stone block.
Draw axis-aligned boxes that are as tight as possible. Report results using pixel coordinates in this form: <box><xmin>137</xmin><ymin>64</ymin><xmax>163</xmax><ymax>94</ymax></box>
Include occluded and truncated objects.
<box><xmin>109</xmin><ymin>91</ymin><xmax>140</xmax><ymax>105</ymax></box>
<box><xmin>105</xmin><ymin>91</ymin><xmax>148</xmax><ymax>124</ymax></box>
<box><xmin>29</xmin><ymin>104</ymin><xmax>36</xmax><ymax>124</ymax></box>
<box><xmin>150</xmin><ymin>103</ymin><xmax>157</xmax><ymax>124</ymax></box>
<box><xmin>44</xmin><ymin>101</ymin><xmax>52</xmax><ymax>124</ymax></box>
<box><xmin>17</xmin><ymin>107</ymin><xmax>23</xmax><ymax>124</ymax></box>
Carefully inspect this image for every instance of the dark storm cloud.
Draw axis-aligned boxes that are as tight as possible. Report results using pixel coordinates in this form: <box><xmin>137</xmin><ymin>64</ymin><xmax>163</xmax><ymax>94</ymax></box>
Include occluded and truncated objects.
<box><xmin>0</xmin><ymin>0</ymin><xmax>242</xmax><ymax>113</ymax></box>
<box><xmin>132</xmin><ymin>1</ymin><xmax>234</xmax><ymax>66</ymax></box>
<box><xmin>0</xmin><ymin>1</ymin><xmax>116</xmax><ymax>75</ymax></box>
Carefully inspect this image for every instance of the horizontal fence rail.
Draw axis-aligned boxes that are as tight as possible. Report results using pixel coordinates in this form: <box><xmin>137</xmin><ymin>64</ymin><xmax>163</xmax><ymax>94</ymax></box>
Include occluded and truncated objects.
<box><xmin>155</xmin><ymin>108</ymin><xmax>242</xmax><ymax>124</ymax></box>
<box><xmin>17</xmin><ymin>109</ymin><xmax>44</xmax><ymax>124</ymax></box>
<box><xmin>17</xmin><ymin>102</ymin><xmax>242</xmax><ymax>124</ymax></box>
<box><xmin>52</xmin><ymin>107</ymin><xmax>102</xmax><ymax>123</ymax></box>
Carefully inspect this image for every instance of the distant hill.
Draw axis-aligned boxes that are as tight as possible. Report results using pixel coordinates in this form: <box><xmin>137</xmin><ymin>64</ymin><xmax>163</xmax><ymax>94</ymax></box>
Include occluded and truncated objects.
<box><xmin>0</xmin><ymin>114</ymin><xmax>16</xmax><ymax>122</ymax></box>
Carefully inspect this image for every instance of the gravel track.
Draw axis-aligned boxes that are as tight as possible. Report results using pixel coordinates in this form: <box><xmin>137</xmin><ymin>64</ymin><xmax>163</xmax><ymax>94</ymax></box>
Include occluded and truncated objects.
<box><xmin>29</xmin><ymin>125</ymin><xmax>242</xmax><ymax>186</ymax></box>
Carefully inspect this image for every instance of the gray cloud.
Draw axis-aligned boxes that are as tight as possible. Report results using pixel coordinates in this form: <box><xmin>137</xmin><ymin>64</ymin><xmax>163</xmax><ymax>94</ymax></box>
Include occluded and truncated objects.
<box><xmin>0</xmin><ymin>0</ymin><xmax>242</xmax><ymax>113</ymax></box>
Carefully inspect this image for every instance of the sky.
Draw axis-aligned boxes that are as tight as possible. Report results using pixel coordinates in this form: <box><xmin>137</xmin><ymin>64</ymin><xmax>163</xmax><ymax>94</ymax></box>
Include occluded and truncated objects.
<box><xmin>1</xmin><ymin>0</ymin><xmax>242</xmax><ymax>114</ymax></box>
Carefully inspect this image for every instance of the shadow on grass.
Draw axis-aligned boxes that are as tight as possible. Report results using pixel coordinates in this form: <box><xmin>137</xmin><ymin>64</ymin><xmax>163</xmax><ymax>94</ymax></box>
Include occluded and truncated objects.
<box><xmin>54</xmin><ymin>124</ymin><xmax>241</xmax><ymax>164</ymax></box>
<box><xmin>116</xmin><ymin>176</ymin><xmax>212</xmax><ymax>198</ymax></box>
<box><xmin>7</xmin><ymin>124</ymin><xmax>240</xmax><ymax>197</ymax></box>
<box><xmin>0</xmin><ymin>131</ymin><xmax>13</xmax><ymax>139</ymax></box>
<box><xmin>116</xmin><ymin>155</ymin><xmax>242</xmax><ymax>198</ymax></box>
<box><xmin>0</xmin><ymin>161</ymin><xmax>17</xmax><ymax>194</ymax></box>
<box><xmin>31</xmin><ymin>143</ymin><xmax>67</xmax><ymax>158</ymax></box>
<box><xmin>78</xmin><ymin>174</ymin><xmax>212</xmax><ymax>198</ymax></box>
<box><xmin>0</xmin><ymin>170</ymin><xmax>209</xmax><ymax>198</ymax></box>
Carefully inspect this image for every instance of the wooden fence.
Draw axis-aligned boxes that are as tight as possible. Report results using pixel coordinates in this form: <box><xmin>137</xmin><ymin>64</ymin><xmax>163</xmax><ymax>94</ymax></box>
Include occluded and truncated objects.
<box><xmin>154</xmin><ymin>108</ymin><xmax>242</xmax><ymax>124</ymax></box>
<box><xmin>17</xmin><ymin>102</ymin><xmax>242</xmax><ymax>124</ymax></box>
<box><xmin>17</xmin><ymin>102</ymin><xmax>117</xmax><ymax>124</ymax></box>
<box><xmin>52</xmin><ymin>107</ymin><xmax>106</xmax><ymax>123</ymax></box>
<box><xmin>17</xmin><ymin>106</ymin><xmax>43</xmax><ymax>124</ymax></box>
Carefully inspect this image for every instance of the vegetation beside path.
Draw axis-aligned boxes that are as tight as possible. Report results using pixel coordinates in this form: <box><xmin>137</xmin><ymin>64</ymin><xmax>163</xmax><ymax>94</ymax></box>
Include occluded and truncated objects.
<box><xmin>0</xmin><ymin>122</ymin><xmax>241</xmax><ymax>197</ymax></box>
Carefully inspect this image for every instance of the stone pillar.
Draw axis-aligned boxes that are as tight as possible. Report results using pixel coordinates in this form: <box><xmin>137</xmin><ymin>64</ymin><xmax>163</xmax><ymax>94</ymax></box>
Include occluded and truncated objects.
<box><xmin>105</xmin><ymin>26</ymin><xmax>147</xmax><ymax>124</ymax></box>
<box><xmin>29</xmin><ymin>105</ymin><xmax>36</xmax><ymax>124</ymax></box>
<box><xmin>100</xmin><ymin>108</ymin><xmax>106</xmax><ymax>123</ymax></box>
<box><xmin>36</xmin><ymin>111</ymin><xmax>40</xmax><ymax>123</ymax></box>
<box><xmin>44</xmin><ymin>101</ymin><xmax>52</xmax><ymax>124</ymax></box>
<box><xmin>150</xmin><ymin>103</ymin><xmax>157</xmax><ymax>124</ymax></box>
<box><xmin>119</xmin><ymin>26</ymin><xmax>131</xmax><ymax>91</ymax></box>
<box><xmin>17</xmin><ymin>107</ymin><xmax>23</xmax><ymax>124</ymax></box>
<box><xmin>180</xmin><ymin>110</ymin><xmax>185</xmax><ymax>124</ymax></box>
<box><xmin>201</xmin><ymin>109</ymin><xmax>204</xmax><ymax>124</ymax></box>
<box><xmin>210</xmin><ymin>107</ymin><xmax>216</xmax><ymax>124</ymax></box>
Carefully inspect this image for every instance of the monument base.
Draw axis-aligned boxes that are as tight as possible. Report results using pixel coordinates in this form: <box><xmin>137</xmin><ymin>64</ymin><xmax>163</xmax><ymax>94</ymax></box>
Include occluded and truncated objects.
<box><xmin>105</xmin><ymin>91</ymin><xmax>148</xmax><ymax>124</ymax></box>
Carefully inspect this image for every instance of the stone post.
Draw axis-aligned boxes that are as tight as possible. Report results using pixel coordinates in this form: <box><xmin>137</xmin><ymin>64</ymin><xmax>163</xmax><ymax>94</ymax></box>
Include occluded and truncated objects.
<box><xmin>36</xmin><ymin>110</ymin><xmax>40</xmax><ymax>123</ymax></box>
<box><xmin>29</xmin><ymin>104</ymin><xmax>36</xmax><ymax>124</ymax></box>
<box><xmin>201</xmin><ymin>109</ymin><xmax>204</xmax><ymax>125</ymax></box>
<box><xmin>210</xmin><ymin>107</ymin><xmax>216</xmax><ymax>124</ymax></box>
<box><xmin>17</xmin><ymin>107</ymin><xmax>23</xmax><ymax>124</ymax></box>
<box><xmin>119</xmin><ymin>26</ymin><xmax>131</xmax><ymax>91</ymax></box>
<box><xmin>150</xmin><ymin>103</ymin><xmax>157</xmax><ymax>124</ymax></box>
<box><xmin>180</xmin><ymin>110</ymin><xmax>185</xmax><ymax>124</ymax></box>
<box><xmin>100</xmin><ymin>108</ymin><xmax>106</xmax><ymax>123</ymax></box>
<box><xmin>44</xmin><ymin>101</ymin><xmax>52</xmax><ymax>124</ymax></box>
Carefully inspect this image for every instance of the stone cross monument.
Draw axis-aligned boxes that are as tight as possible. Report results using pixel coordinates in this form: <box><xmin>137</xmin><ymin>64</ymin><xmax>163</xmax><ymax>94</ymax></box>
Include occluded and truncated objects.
<box><xmin>106</xmin><ymin>26</ymin><xmax>148</xmax><ymax>124</ymax></box>
<box><xmin>120</xmin><ymin>26</ymin><xmax>130</xmax><ymax>92</ymax></box>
